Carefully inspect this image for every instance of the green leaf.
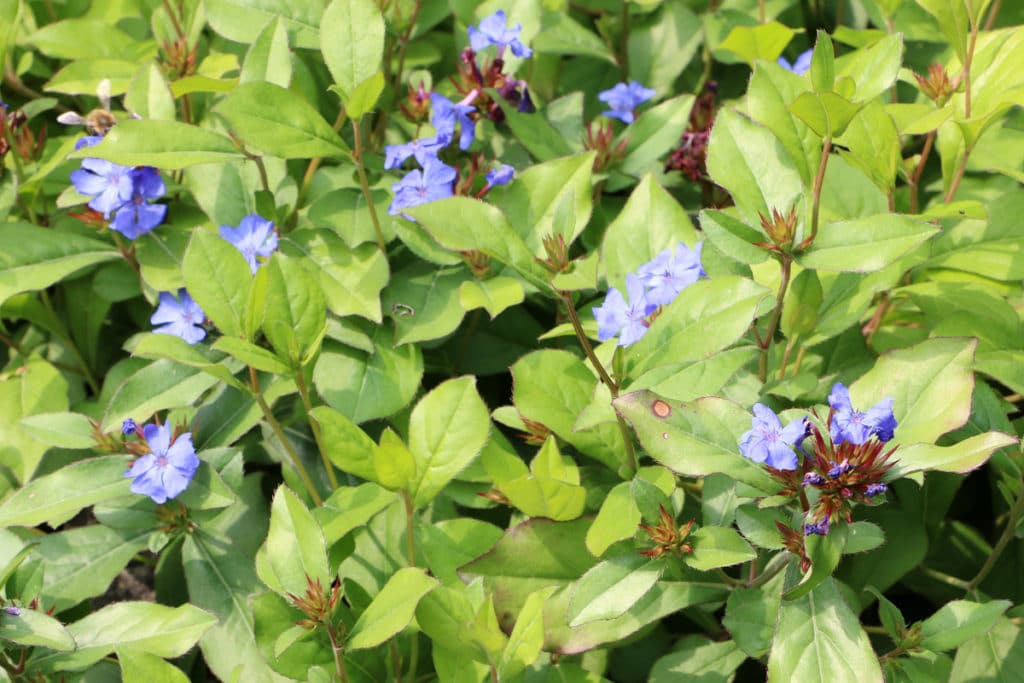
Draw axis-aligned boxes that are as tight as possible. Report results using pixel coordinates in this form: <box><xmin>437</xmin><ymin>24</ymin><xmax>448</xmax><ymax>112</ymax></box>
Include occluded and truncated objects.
<box><xmin>916</xmin><ymin>0</ymin><xmax>969</xmax><ymax>60</ymax></box>
<box><xmin>892</xmin><ymin>431</ymin><xmax>1017</xmax><ymax>476</ymax></box>
<box><xmin>19</xmin><ymin>411</ymin><xmax>95</xmax><ymax>449</ymax></box>
<box><xmin>650</xmin><ymin>636</ymin><xmax>748</xmax><ymax>681</ymax></box>
<box><xmin>789</xmin><ymin>91</ymin><xmax>862</xmax><ymax>138</ymax></box>
<box><xmin>183</xmin><ymin>229</ymin><xmax>252</xmax><ymax>339</ymax></box>
<box><xmin>851</xmin><ymin>337</ymin><xmax>976</xmax><ymax>445</ymax></box>
<box><xmin>211</xmin><ymin>337</ymin><xmax>290</xmax><ymax>374</ymax></box>
<box><xmin>496</xmin><ymin>100</ymin><xmax>575</xmax><ymax>162</ymax></box>
<box><xmin>128</xmin><ymin>333</ymin><xmax>243</xmax><ymax>391</ymax></box>
<box><xmin>0</xmin><ymin>224</ymin><xmax>119</xmax><ymax>306</ymax></box>
<box><xmin>706</xmin><ymin>108</ymin><xmax>803</xmax><ymax>227</ymax></box>
<box><xmin>601</xmin><ymin>174</ymin><xmax>698</xmax><ymax>292</ymax></box>
<box><xmin>459</xmin><ymin>277</ymin><xmax>524</xmax><ymax>319</ymax></box>
<box><xmin>118</xmin><ymin>651</ymin><xmax>190</xmax><ymax>683</ymax></box>
<box><xmin>568</xmin><ymin>555</ymin><xmax>664</xmax><ymax>627</ymax></box>
<box><xmin>0</xmin><ymin>457</ymin><xmax>132</xmax><ymax>528</ymax></box>
<box><xmin>102</xmin><ymin>358</ymin><xmax>221</xmax><ymax>432</ymax></box>
<box><xmin>919</xmin><ymin>600</ymin><xmax>1010</xmax><ymax>652</ymax></box>
<box><xmin>36</xmin><ymin>525</ymin><xmax>149</xmax><ymax>612</ymax></box>
<box><xmin>205</xmin><ymin>0</ymin><xmax>326</xmax><ymax>50</ymax></box>
<box><xmin>176</xmin><ymin>461</ymin><xmax>236</xmax><ymax>510</ymax></box>
<box><xmin>500</xmin><ymin>587</ymin><xmax>556</xmax><ymax>679</ymax></box>
<box><xmin>320</xmin><ymin>0</ymin><xmax>385</xmax><ymax>102</ymax></box>
<box><xmin>408</xmin><ymin>198</ymin><xmax>549</xmax><ymax>290</ymax></box>
<box><xmin>374</xmin><ymin>427</ymin><xmax>417</xmax><ymax>491</ymax></box>
<box><xmin>407</xmin><ymin>376</ymin><xmax>490</xmax><ymax>508</ymax></box>
<box><xmin>419</xmin><ymin>519</ymin><xmax>504</xmax><ymax>587</ymax></box>
<box><xmin>617</xmin><ymin>95</ymin><xmax>695</xmax><ymax>179</ymax></box>
<box><xmin>314</xmin><ymin>482</ymin><xmax>396</xmax><ymax>544</ymax></box>
<box><xmin>586</xmin><ymin>482</ymin><xmax>641</xmax><ymax>557</ymax></box>
<box><xmin>718</xmin><ymin>22</ymin><xmax>795</xmax><ymax>65</ymax></box>
<box><xmin>342</xmin><ymin>71</ymin><xmax>385</xmax><ymax>119</ymax></box>
<box><xmin>27</xmin><ymin>19</ymin><xmax>149</xmax><ymax>60</ymax></box>
<box><xmin>125</xmin><ymin>62</ymin><xmax>176</xmax><ymax>121</ymax></box>
<box><xmin>810</xmin><ymin>31</ymin><xmax>835</xmax><ymax>93</ymax></box>
<box><xmin>532</xmin><ymin>12</ymin><xmax>615</xmax><ymax>62</ymax></box>
<box><xmin>262</xmin><ymin>255</ymin><xmax>326</xmax><ymax>366</ymax></box>
<box><xmin>768</xmin><ymin>578</ymin><xmax>882</xmax><ymax>682</ymax></box>
<box><xmin>309</xmin><ymin>406</ymin><xmax>377</xmax><ymax>481</ymax></box>
<box><xmin>241</xmin><ymin>18</ymin><xmax>292</xmax><ymax>87</ymax></box>
<box><xmin>949</xmin><ymin>617</ymin><xmax>1024</xmax><ymax>682</ymax></box>
<box><xmin>783</xmin><ymin>524</ymin><xmax>849</xmax><ymax>601</ymax></box>
<box><xmin>724</xmin><ymin>584</ymin><xmax>782</xmax><ymax>657</ymax></box>
<box><xmin>263</xmin><ymin>486</ymin><xmax>330</xmax><ymax>597</ymax></box>
<box><xmin>0</xmin><ymin>607</ymin><xmax>75</xmax><ymax>651</ymax></box>
<box><xmin>614</xmin><ymin>391</ymin><xmax>778</xmax><ymax>492</ymax></box>
<box><xmin>67</xmin><ymin>120</ymin><xmax>243</xmax><ymax>169</ymax></box>
<box><xmin>382</xmin><ymin>263</ymin><xmax>467</xmax><ymax>346</ymax></box>
<box><xmin>31</xmin><ymin>603</ymin><xmax>216</xmax><ymax>672</ymax></box>
<box><xmin>44</xmin><ymin>58</ymin><xmax>139</xmax><ymax>95</ymax></box>
<box><xmin>214</xmin><ymin>82</ymin><xmax>348</xmax><ymax>159</ymax></box>
<box><xmin>781</xmin><ymin>269</ymin><xmax>823</xmax><ymax>338</ymax></box>
<box><xmin>624</xmin><ymin>276</ymin><xmax>773</xmax><ymax>379</ymax></box>
<box><xmin>797</xmin><ymin>214</ymin><xmax>939</xmax><ymax>272</ymax></box>
<box><xmin>685</xmin><ymin>527</ymin><xmax>756</xmax><ymax>571</ymax></box>
<box><xmin>0</xmin><ymin>0</ymin><xmax>20</xmax><ymax>70</ymax></box>
<box><xmin>512</xmin><ymin>350</ymin><xmax>628</xmax><ymax>474</ymax></box>
<box><xmin>347</xmin><ymin>567</ymin><xmax>438</xmax><ymax>650</ymax></box>
<box><xmin>498</xmin><ymin>153</ymin><xmax>595</xmax><ymax>254</ymax></box>
<box><xmin>312</xmin><ymin>331</ymin><xmax>423</xmax><ymax>424</ymax></box>
<box><xmin>286</xmin><ymin>230</ymin><xmax>388</xmax><ymax>323</ymax></box>
<box><xmin>837</xmin><ymin>34</ymin><xmax>903</xmax><ymax>102</ymax></box>
<box><xmin>837</xmin><ymin>100</ymin><xmax>901</xmax><ymax>194</ymax></box>
<box><xmin>699</xmin><ymin>209</ymin><xmax>771</xmax><ymax>265</ymax></box>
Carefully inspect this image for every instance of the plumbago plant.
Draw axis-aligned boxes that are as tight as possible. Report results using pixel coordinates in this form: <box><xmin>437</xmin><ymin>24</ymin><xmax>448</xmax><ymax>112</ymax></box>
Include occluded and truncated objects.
<box><xmin>1</xmin><ymin>0</ymin><xmax>1024</xmax><ymax>681</ymax></box>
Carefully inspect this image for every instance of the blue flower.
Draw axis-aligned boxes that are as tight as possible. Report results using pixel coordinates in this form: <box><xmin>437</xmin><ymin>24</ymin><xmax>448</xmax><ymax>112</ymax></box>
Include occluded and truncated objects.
<box><xmin>865</xmin><ymin>483</ymin><xmax>888</xmax><ymax>497</ymax></box>
<box><xmin>828</xmin><ymin>383</ymin><xmax>897</xmax><ymax>446</ymax></box>
<box><xmin>151</xmin><ymin>289</ymin><xmax>206</xmax><ymax>345</ymax></box>
<box><xmin>431</xmin><ymin>93</ymin><xmax>476</xmax><ymax>151</ymax></box>
<box><xmin>110</xmin><ymin>167</ymin><xmax>167</xmax><ymax>239</ymax></box>
<box><xmin>827</xmin><ymin>459</ymin><xmax>853</xmax><ymax>479</ymax></box>
<box><xmin>122</xmin><ymin>418</ymin><xmax>137</xmax><ymax>436</ymax></box>
<box><xmin>636</xmin><ymin>242</ymin><xmax>705</xmax><ymax>307</ymax></box>
<box><xmin>468</xmin><ymin>10</ymin><xmax>533</xmax><ymax>58</ymax></box>
<box><xmin>485</xmin><ymin>164</ymin><xmax>515</xmax><ymax>187</ymax></box>
<box><xmin>3</xmin><ymin>606</ymin><xmax>20</xmax><ymax>617</ymax></box>
<box><xmin>384</xmin><ymin>134</ymin><xmax>451</xmax><ymax>170</ymax></box>
<box><xmin>389</xmin><ymin>157</ymin><xmax>457</xmax><ymax>218</ymax></box>
<box><xmin>739</xmin><ymin>404</ymin><xmax>807</xmax><ymax>470</ymax></box>
<box><xmin>70</xmin><ymin>157</ymin><xmax>134</xmax><ymax>218</ymax></box>
<box><xmin>598</xmin><ymin>81</ymin><xmax>656</xmax><ymax>124</ymax></box>
<box><xmin>804</xmin><ymin>518</ymin><xmax>830</xmax><ymax>536</ymax></box>
<box><xmin>778</xmin><ymin>49</ymin><xmax>813</xmax><ymax>75</ymax></box>
<box><xmin>593</xmin><ymin>273</ymin><xmax>654</xmax><ymax>347</ymax></box>
<box><xmin>802</xmin><ymin>471</ymin><xmax>824</xmax><ymax>486</ymax></box>
<box><xmin>219</xmin><ymin>214</ymin><xmax>278</xmax><ymax>274</ymax></box>
<box><xmin>74</xmin><ymin>135</ymin><xmax>103</xmax><ymax>150</ymax></box>
<box><xmin>125</xmin><ymin>423</ymin><xmax>200</xmax><ymax>504</ymax></box>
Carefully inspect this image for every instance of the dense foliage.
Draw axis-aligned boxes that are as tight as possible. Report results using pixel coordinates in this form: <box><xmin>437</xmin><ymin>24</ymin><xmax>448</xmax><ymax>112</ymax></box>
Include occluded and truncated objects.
<box><xmin>1</xmin><ymin>0</ymin><xmax>1023</xmax><ymax>680</ymax></box>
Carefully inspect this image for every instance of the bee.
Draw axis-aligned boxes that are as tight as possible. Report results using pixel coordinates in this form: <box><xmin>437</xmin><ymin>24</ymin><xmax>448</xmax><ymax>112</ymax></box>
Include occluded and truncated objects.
<box><xmin>57</xmin><ymin>78</ymin><xmax>117</xmax><ymax>136</ymax></box>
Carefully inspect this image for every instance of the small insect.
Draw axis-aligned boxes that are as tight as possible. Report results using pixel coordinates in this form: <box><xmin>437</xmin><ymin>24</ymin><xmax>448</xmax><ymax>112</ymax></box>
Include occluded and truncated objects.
<box><xmin>57</xmin><ymin>78</ymin><xmax>117</xmax><ymax>136</ymax></box>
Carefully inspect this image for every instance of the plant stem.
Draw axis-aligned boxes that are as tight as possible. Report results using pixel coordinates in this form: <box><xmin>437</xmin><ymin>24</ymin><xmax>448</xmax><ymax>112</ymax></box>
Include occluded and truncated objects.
<box><xmin>908</xmin><ymin>130</ymin><xmax>936</xmax><ymax>214</ymax></box>
<box><xmin>758</xmin><ymin>0</ymin><xmax>766</xmax><ymax>23</ymax></box>
<box><xmin>402</xmin><ymin>490</ymin><xmax>416</xmax><ymax>566</ymax></box>
<box><xmin>917</xmin><ymin>565</ymin><xmax>970</xmax><ymax>591</ymax></box>
<box><xmin>326</xmin><ymin>624</ymin><xmax>351</xmax><ymax>683</ymax></box>
<box><xmin>389</xmin><ymin>640</ymin><xmax>404</xmax><ymax>683</ymax></box>
<box><xmin>984</xmin><ymin>0</ymin><xmax>1003</xmax><ymax>30</ymax></box>
<box><xmin>296</xmin><ymin>369</ymin><xmax>338</xmax><ymax>490</ymax></box>
<box><xmin>808</xmin><ymin>137</ymin><xmax>832</xmax><ymax>245</ymax></box>
<box><xmin>758</xmin><ymin>256</ymin><xmax>792</xmax><ymax>383</ymax></box>
<box><xmin>249</xmin><ymin>367</ymin><xmax>322</xmax><ymax>505</ymax></box>
<box><xmin>350</xmin><ymin>118</ymin><xmax>387</xmax><ymax>252</ymax></box>
<box><xmin>747</xmin><ymin>551</ymin><xmax>789</xmax><ymax>588</ymax></box>
<box><xmin>562</xmin><ymin>292</ymin><xmax>617</xmax><ymax>393</ymax></box>
<box><xmin>943</xmin><ymin>147</ymin><xmax>973</xmax><ymax>203</ymax></box>
<box><xmin>778</xmin><ymin>336</ymin><xmax>796</xmax><ymax>380</ymax></box>
<box><xmin>294</xmin><ymin>109</ymin><xmax>348</xmax><ymax>224</ymax></box>
<box><xmin>619</xmin><ymin>0</ymin><xmax>630</xmax><ymax>78</ymax></box>
<box><xmin>161</xmin><ymin>0</ymin><xmax>186</xmax><ymax>41</ymax></box>
<box><xmin>394</xmin><ymin>0</ymin><xmax>423</xmax><ymax>94</ymax></box>
<box><xmin>965</xmin><ymin>476</ymin><xmax>1024</xmax><ymax>592</ymax></box>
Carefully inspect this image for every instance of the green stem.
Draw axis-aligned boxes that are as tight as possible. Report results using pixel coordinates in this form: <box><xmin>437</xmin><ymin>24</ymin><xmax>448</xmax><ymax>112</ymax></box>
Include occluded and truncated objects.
<box><xmin>294</xmin><ymin>109</ymin><xmax>348</xmax><ymax>224</ymax></box>
<box><xmin>296</xmin><ymin>369</ymin><xmax>338</xmax><ymax>491</ymax></box>
<box><xmin>351</xmin><ymin>118</ymin><xmax>387</xmax><ymax>252</ymax></box>
<box><xmin>394</xmin><ymin>0</ymin><xmax>423</xmax><ymax>94</ymax></box>
<box><xmin>402</xmin><ymin>490</ymin><xmax>416</xmax><ymax>566</ymax></box>
<box><xmin>984</xmin><ymin>0</ymin><xmax>1003</xmax><ymax>30</ymax></box>
<box><xmin>249</xmin><ymin>367</ymin><xmax>322</xmax><ymax>505</ymax></box>
<box><xmin>965</xmin><ymin>476</ymin><xmax>1024</xmax><ymax>592</ymax></box>
<box><xmin>747</xmin><ymin>551</ymin><xmax>789</xmax><ymax>588</ymax></box>
<box><xmin>917</xmin><ymin>565</ymin><xmax>970</xmax><ymax>591</ymax></box>
<box><xmin>908</xmin><ymin>130</ymin><xmax>935</xmax><ymax>214</ymax></box>
<box><xmin>326</xmin><ymin>623</ymin><xmax>351</xmax><ymax>683</ymax></box>
<box><xmin>758</xmin><ymin>256</ymin><xmax>792</xmax><ymax>383</ymax></box>
<box><xmin>758</xmin><ymin>0</ymin><xmax>766</xmax><ymax>23</ymax></box>
<box><xmin>389</xmin><ymin>640</ymin><xmax>403</xmax><ymax>683</ymax></box>
<box><xmin>808</xmin><ymin>137</ymin><xmax>832</xmax><ymax>245</ymax></box>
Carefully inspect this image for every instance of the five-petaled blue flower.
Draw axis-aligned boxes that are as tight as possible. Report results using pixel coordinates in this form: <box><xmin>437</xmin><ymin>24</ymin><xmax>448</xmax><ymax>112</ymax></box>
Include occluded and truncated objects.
<box><xmin>70</xmin><ymin>157</ymin><xmax>134</xmax><ymax>218</ymax></box>
<box><xmin>384</xmin><ymin>134</ymin><xmax>451</xmax><ymax>170</ymax></box>
<box><xmin>593</xmin><ymin>273</ymin><xmax>655</xmax><ymax>347</ymax></box>
<box><xmin>151</xmin><ymin>289</ymin><xmax>206</xmax><ymax>345</ymax></box>
<box><xmin>431</xmin><ymin>93</ymin><xmax>476</xmax><ymax>151</ymax></box>
<box><xmin>828</xmin><ymin>383</ymin><xmax>897</xmax><ymax>446</ymax></box>
<box><xmin>468</xmin><ymin>10</ymin><xmax>533</xmax><ymax>58</ymax></box>
<box><xmin>598</xmin><ymin>81</ymin><xmax>656</xmax><ymax>124</ymax></box>
<box><xmin>220</xmin><ymin>214</ymin><xmax>279</xmax><ymax>274</ymax></box>
<box><xmin>485</xmin><ymin>164</ymin><xmax>515</xmax><ymax>187</ymax></box>
<box><xmin>110</xmin><ymin>167</ymin><xmax>167</xmax><ymax>239</ymax></box>
<box><xmin>124</xmin><ymin>423</ymin><xmax>200</xmax><ymax>504</ymax></box>
<box><xmin>778</xmin><ymin>49</ymin><xmax>813</xmax><ymax>75</ymax></box>
<box><xmin>389</xmin><ymin>157</ymin><xmax>457</xmax><ymax>218</ymax></box>
<box><xmin>739</xmin><ymin>404</ymin><xmax>808</xmax><ymax>471</ymax></box>
<box><xmin>637</xmin><ymin>242</ymin><xmax>705</xmax><ymax>307</ymax></box>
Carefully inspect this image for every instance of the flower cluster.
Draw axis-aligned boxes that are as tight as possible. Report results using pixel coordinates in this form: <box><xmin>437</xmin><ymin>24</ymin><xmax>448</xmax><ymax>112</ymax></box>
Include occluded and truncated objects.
<box><xmin>123</xmin><ymin>421</ymin><xmax>200</xmax><ymax>504</ymax></box>
<box><xmin>666</xmin><ymin>82</ymin><xmax>717</xmax><ymax>182</ymax></box>
<box><xmin>593</xmin><ymin>242</ymin><xmax>705</xmax><ymax>347</ymax></box>
<box><xmin>388</xmin><ymin>10</ymin><xmax>528</xmax><ymax>218</ymax></box>
<box><xmin>70</xmin><ymin>137</ymin><xmax>167</xmax><ymax>239</ymax></box>
<box><xmin>738</xmin><ymin>383</ymin><xmax>898</xmax><ymax>536</ymax></box>
<box><xmin>778</xmin><ymin>49</ymin><xmax>813</xmax><ymax>75</ymax></box>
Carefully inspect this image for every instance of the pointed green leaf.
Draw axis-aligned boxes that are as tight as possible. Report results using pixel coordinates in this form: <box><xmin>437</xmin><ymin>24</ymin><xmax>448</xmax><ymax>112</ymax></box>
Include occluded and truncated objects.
<box><xmin>67</xmin><ymin>119</ymin><xmax>243</xmax><ymax>168</ymax></box>
<box><xmin>347</xmin><ymin>567</ymin><xmax>438</xmax><ymax>650</ymax></box>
